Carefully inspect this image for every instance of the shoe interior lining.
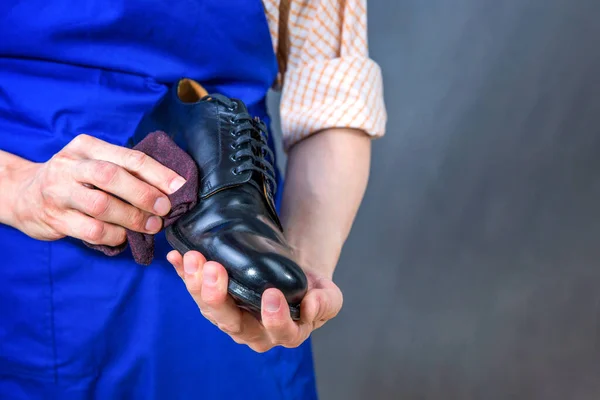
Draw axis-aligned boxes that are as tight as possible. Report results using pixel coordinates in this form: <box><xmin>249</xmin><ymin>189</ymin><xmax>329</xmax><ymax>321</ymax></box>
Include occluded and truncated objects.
<box><xmin>177</xmin><ymin>78</ymin><xmax>208</xmax><ymax>103</ymax></box>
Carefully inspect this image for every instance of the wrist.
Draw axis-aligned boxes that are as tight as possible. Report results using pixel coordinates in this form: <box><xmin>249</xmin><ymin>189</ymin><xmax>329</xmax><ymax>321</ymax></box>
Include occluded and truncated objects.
<box><xmin>0</xmin><ymin>154</ymin><xmax>35</xmax><ymax>228</ymax></box>
<box><xmin>285</xmin><ymin>231</ymin><xmax>342</xmax><ymax>280</ymax></box>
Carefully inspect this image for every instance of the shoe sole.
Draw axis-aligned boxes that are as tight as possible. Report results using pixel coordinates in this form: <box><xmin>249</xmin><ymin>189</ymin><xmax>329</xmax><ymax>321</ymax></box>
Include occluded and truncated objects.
<box><xmin>165</xmin><ymin>226</ymin><xmax>301</xmax><ymax>321</ymax></box>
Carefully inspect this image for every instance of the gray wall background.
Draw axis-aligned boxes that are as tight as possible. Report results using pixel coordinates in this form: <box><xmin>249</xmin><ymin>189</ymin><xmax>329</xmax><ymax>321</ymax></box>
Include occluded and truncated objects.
<box><xmin>272</xmin><ymin>0</ymin><xmax>600</xmax><ymax>399</ymax></box>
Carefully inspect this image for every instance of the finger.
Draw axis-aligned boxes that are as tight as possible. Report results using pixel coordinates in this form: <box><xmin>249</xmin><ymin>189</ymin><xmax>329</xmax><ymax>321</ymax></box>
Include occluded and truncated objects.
<box><xmin>167</xmin><ymin>250</ymin><xmax>184</xmax><ymax>278</ymax></box>
<box><xmin>199</xmin><ymin>262</ymin><xmax>268</xmax><ymax>343</ymax></box>
<box><xmin>182</xmin><ymin>251</ymin><xmax>207</xmax><ymax>297</ymax></box>
<box><xmin>232</xmin><ymin>312</ymin><xmax>271</xmax><ymax>348</ymax></box>
<box><xmin>53</xmin><ymin>209</ymin><xmax>126</xmax><ymax>246</ymax></box>
<box><xmin>69</xmin><ymin>134</ymin><xmax>186</xmax><ymax>195</ymax></box>
<box><xmin>181</xmin><ymin>257</ymin><xmax>268</xmax><ymax>344</ymax></box>
<box><xmin>73</xmin><ymin>160</ymin><xmax>172</xmax><ymax>217</ymax></box>
<box><xmin>300</xmin><ymin>287</ymin><xmax>343</xmax><ymax>330</ymax></box>
<box><xmin>242</xmin><ymin>328</ymin><xmax>275</xmax><ymax>353</ymax></box>
<box><xmin>261</xmin><ymin>289</ymin><xmax>306</xmax><ymax>347</ymax></box>
<box><xmin>70</xmin><ymin>185</ymin><xmax>162</xmax><ymax>234</ymax></box>
<box><xmin>182</xmin><ymin>255</ymin><xmax>235</xmax><ymax>327</ymax></box>
<box><xmin>199</xmin><ymin>262</ymin><xmax>247</xmax><ymax>336</ymax></box>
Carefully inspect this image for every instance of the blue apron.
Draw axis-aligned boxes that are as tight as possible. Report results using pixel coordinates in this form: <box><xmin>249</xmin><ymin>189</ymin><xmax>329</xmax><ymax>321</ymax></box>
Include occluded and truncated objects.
<box><xmin>0</xmin><ymin>1</ymin><xmax>317</xmax><ymax>399</ymax></box>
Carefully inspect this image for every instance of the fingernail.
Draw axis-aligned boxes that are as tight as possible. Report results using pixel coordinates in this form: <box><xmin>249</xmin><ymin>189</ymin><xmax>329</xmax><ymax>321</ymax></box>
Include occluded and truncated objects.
<box><xmin>169</xmin><ymin>176</ymin><xmax>186</xmax><ymax>194</ymax></box>
<box><xmin>145</xmin><ymin>216</ymin><xmax>162</xmax><ymax>232</ymax></box>
<box><xmin>265</xmin><ymin>292</ymin><xmax>281</xmax><ymax>313</ymax></box>
<box><xmin>204</xmin><ymin>264</ymin><xmax>218</xmax><ymax>286</ymax></box>
<box><xmin>153</xmin><ymin>197</ymin><xmax>170</xmax><ymax>215</ymax></box>
<box><xmin>184</xmin><ymin>257</ymin><xmax>198</xmax><ymax>275</ymax></box>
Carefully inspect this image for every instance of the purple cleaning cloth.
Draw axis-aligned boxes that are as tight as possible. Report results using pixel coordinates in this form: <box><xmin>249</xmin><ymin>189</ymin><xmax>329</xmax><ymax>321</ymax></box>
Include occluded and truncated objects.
<box><xmin>85</xmin><ymin>131</ymin><xmax>199</xmax><ymax>265</ymax></box>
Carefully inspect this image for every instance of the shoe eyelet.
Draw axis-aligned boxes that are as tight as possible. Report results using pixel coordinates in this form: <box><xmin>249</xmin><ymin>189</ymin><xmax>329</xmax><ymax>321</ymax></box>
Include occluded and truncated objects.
<box><xmin>231</xmin><ymin>167</ymin><xmax>239</xmax><ymax>175</ymax></box>
<box><xmin>230</xmin><ymin>154</ymin><xmax>238</xmax><ymax>162</ymax></box>
<box><xmin>230</xmin><ymin>130</ymin><xmax>237</xmax><ymax>137</ymax></box>
<box><xmin>230</xmin><ymin>142</ymin><xmax>238</xmax><ymax>149</ymax></box>
<box><xmin>228</xmin><ymin>101</ymin><xmax>237</xmax><ymax>111</ymax></box>
<box><xmin>230</xmin><ymin>116</ymin><xmax>236</xmax><ymax>123</ymax></box>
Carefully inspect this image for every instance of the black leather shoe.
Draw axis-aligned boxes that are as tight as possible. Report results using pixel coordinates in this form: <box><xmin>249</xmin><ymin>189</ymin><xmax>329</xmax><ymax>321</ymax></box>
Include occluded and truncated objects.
<box><xmin>165</xmin><ymin>79</ymin><xmax>308</xmax><ymax>320</ymax></box>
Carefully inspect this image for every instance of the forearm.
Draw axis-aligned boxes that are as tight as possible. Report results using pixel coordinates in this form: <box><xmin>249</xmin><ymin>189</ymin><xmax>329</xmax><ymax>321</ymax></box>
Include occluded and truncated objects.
<box><xmin>280</xmin><ymin>129</ymin><xmax>371</xmax><ymax>278</ymax></box>
<box><xmin>0</xmin><ymin>150</ymin><xmax>31</xmax><ymax>227</ymax></box>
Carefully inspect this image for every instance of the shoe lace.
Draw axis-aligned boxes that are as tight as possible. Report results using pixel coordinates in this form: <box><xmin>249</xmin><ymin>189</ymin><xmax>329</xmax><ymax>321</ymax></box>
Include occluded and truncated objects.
<box><xmin>201</xmin><ymin>94</ymin><xmax>277</xmax><ymax>195</ymax></box>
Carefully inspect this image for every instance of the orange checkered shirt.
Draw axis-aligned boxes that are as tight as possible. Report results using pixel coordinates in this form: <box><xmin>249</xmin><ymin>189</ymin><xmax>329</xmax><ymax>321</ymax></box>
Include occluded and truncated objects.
<box><xmin>263</xmin><ymin>0</ymin><xmax>387</xmax><ymax>149</ymax></box>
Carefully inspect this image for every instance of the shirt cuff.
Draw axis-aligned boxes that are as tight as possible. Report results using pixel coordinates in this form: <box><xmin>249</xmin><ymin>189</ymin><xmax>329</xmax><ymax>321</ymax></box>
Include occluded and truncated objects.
<box><xmin>279</xmin><ymin>56</ymin><xmax>387</xmax><ymax>150</ymax></box>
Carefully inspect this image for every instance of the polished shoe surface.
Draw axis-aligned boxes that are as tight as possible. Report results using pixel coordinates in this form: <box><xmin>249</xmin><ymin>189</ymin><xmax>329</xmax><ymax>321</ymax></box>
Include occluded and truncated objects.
<box><xmin>165</xmin><ymin>79</ymin><xmax>308</xmax><ymax>320</ymax></box>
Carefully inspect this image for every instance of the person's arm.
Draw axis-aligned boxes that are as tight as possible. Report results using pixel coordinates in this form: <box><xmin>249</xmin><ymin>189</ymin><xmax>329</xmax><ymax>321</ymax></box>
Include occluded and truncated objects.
<box><xmin>280</xmin><ymin>128</ymin><xmax>371</xmax><ymax>280</ymax></box>
<box><xmin>271</xmin><ymin>0</ymin><xmax>384</xmax><ymax>279</ymax></box>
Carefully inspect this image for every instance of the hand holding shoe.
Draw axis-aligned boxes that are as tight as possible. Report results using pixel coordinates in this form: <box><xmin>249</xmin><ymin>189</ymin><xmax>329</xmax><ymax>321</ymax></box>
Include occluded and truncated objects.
<box><xmin>167</xmin><ymin>250</ymin><xmax>343</xmax><ymax>352</ymax></box>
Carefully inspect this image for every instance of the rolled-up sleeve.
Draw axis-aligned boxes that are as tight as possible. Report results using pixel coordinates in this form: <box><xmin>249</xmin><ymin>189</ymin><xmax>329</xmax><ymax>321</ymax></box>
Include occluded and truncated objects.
<box><xmin>265</xmin><ymin>0</ymin><xmax>387</xmax><ymax>150</ymax></box>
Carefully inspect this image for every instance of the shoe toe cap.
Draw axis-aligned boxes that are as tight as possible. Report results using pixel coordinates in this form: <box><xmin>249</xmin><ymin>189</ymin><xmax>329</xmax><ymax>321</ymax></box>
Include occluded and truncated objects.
<box><xmin>259</xmin><ymin>254</ymin><xmax>308</xmax><ymax>305</ymax></box>
<box><xmin>216</xmin><ymin>232</ymin><xmax>308</xmax><ymax>305</ymax></box>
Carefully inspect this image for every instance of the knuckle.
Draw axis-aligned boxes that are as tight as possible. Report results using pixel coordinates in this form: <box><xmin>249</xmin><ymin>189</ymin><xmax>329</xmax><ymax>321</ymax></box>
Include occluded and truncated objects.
<box><xmin>134</xmin><ymin>187</ymin><xmax>157</xmax><ymax>210</ymax></box>
<box><xmin>125</xmin><ymin>150</ymin><xmax>147</xmax><ymax>172</ymax></box>
<box><xmin>202</xmin><ymin>290</ymin><xmax>225</xmax><ymax>305</ymax></box>
<box><xmin>139</xmin><ymin>189</ymin><xmax>161</xmax><ymax>210</ymax></box>
<box><xmin>110</xmin><ymin>228</ymin><xmax>127</xmax><ymax>246</ymax></box>
<box><xmin>316</xmin><ymin>294</ymin><xmax>332</xmax><ymax>320</ymax></box>
<box><xmin>33</xmin><ymin>210</ymin><xmax>65</xmax><ymax>241</ymax></box>
<box><xmin>272</xmin><ymin>331</ymin><xmax>295</xmax><ymax>345</ymax></box>
<box><xmin>218</xmin><ymin>322</ymin><xmax>243</xmax><ymax>336</ymax></box>
<box><xmin>86</xmin><ymin>192</ymin><xmax>111</xmax><ymax>218</ymax></box>
<box><xmin>184</xmin><ymin>276</ymin><xmax>202</xmax><ymax>297</ymax></box>
<box><xmin>126</xmin><ymin>209</ymin><xmax>146</xmax><ymax>231</ymax></box>
<box><xmin>92</xmin><ymin>162</ymin><xmax>119</xmax><ymax>186</ymax></box>
<box><xmin>265</xmin><ymin>317</ymin><xmax>288</xmax><ymax>331</ymax></box>
<box><xmin>84</xmin><ymin>220</ymin><xmax>105</xmax><ymax>242</ymax></box>
<box><xmin>231</xmin><ymin>336</ymin><xmax>247</xmax><ymax>345</ymax></box>
<box><xmin>244</xmin><ymin>333</ymin><xmax>265</xmax><ymax>344</ymax></box>
<box><xmin>49</xmin><ymin>152</ymin><xmax>72</xmax><ymax>166</ymax></box>
<box><xmin>187</xmin><ymin>284</ymin><xmax>202</xmax><ymax>298</ymax></box>
<box><xmin>40</xmin><ymin>168</ymin><xmax>65</xmax><ymax>198</ymax></box>
<box><xmin>42</xmin><ymin>207</ymin><xmax>62</xmax><ymax>230</ymax></box>
<box><xmin>70</xmin><ymin>134</ymin><xmax>92</xmax><ymax>150</ymax></box>
<box><xmin>282</xmin><ymin>339</ymin><xmax>304</xmax><ymax>349</ymax></box>
<box><xmin>39</xmin><ymin>181</ymin><xmax>55</xmax><ymax>205</ymax></box>
<box><xmin>249</xmin><ymin>343</ymin><xmax>272</xmax><ymax>353</ymax></box>
<box><xmin>218</xmin><ymin>322</ymin><xmax>244</xmax><ymax>336</ymax></box>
